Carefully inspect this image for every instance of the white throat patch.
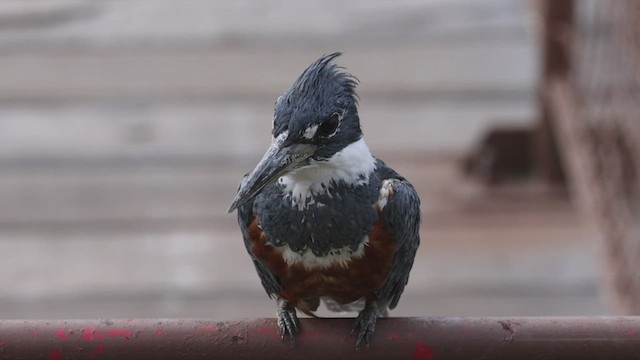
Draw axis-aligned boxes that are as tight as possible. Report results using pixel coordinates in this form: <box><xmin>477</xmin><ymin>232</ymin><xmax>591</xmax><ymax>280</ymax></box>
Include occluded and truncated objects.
<box><xmin>278</xmin><ymin>138</ymin><xmax>376</xmax><ymax>209</ymax></box>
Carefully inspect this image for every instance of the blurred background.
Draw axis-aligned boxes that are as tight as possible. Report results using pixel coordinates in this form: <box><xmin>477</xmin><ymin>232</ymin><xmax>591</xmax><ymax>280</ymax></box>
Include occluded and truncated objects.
<box><xmin>0</xmin><ymin>0</ymin><xmax>638</xmax><ymax>319</ymax></box>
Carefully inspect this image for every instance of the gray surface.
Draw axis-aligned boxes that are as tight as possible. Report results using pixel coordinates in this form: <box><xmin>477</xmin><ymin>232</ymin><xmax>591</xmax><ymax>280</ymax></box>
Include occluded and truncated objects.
<box><xmin>0</xmin><ymin>0</ymin><xmax>607</xmax><ymax>319</ymax></box>
<box><xmin>0</xmin><ymin>0</ymin><xmax>530</xmax><ymax>49</ymax></box>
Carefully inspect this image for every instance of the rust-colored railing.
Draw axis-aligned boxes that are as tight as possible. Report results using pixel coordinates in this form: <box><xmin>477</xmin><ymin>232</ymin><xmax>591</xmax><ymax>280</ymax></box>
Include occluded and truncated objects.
<box><xmin>0</xmin><ymin>317</ymin><xmax>638</xmax><ymax>359</ymax></box>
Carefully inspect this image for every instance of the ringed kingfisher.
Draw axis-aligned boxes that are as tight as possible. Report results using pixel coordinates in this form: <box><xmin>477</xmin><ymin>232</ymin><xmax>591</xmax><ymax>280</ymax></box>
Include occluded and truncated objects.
<box><xmin>228</xmin><ymin>52</ymin><xmax>421</xmax><ymax>349</ymax></box>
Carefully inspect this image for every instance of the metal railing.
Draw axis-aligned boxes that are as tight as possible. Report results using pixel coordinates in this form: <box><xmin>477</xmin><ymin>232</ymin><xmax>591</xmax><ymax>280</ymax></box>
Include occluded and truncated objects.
<box><xmin>0</xmin><ymin>317</ymin><xmax>638</xmax><ymax>359</ymax></box>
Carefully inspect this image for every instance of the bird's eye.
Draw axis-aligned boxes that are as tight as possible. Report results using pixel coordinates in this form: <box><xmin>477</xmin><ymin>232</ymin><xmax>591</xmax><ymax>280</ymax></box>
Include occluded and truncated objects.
<box><xmin>317</xmin><ymin>113</ymin><xmax>340</xmax><ymax>137</ymax></box>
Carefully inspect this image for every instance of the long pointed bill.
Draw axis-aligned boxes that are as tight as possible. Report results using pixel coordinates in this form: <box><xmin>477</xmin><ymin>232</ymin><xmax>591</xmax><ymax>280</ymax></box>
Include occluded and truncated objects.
<box><xmin>227</xmin><ymin>132</ymin><xmax>316</xmax><ymax>213</ymax></box>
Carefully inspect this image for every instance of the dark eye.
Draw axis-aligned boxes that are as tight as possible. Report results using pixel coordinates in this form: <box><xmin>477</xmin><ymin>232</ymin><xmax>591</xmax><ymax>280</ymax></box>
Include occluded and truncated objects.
<box><xmin>317</xmin><ymin>113</ymin><xmax>340</xmax><ymax>137</ymax></box>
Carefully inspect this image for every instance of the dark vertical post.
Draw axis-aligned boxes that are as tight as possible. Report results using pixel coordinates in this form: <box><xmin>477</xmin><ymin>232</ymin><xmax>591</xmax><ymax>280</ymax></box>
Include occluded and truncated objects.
<box><xmin>535</xmin><ymin>0</ymin><xmax>573</xmax><ymax>184</ymax></box>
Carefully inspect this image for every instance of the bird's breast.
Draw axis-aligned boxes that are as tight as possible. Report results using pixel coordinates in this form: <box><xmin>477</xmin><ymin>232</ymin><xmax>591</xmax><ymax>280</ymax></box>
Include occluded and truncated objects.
<box><xmin>247</xmin><ymin>213</ymin><xmax>395</xmax><ymax>310</ymax></box>
<box><xmin>252</xmin><ymin>180</ymin><xmax>379</xmax><ymax>255</ymax></box>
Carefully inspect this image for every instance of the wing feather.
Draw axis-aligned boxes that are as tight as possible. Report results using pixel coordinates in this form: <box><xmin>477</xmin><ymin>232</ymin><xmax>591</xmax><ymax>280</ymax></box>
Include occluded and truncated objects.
<box><xmin>376</xmin><ymin>177</ymin><xmax>421</xmax><ymax>309</ymax></box>
<box><xmin>236</xmin><ymin>179</ymin><xmax>281</xmax><ymax>297</ymax></box>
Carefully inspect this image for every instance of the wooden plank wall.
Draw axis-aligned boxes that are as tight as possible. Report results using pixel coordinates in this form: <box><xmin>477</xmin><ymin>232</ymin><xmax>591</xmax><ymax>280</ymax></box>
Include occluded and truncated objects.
<box><xmin>0</xmin><ymin>1</ymin><xmax>603</xmax><ymax>319</ymax></box>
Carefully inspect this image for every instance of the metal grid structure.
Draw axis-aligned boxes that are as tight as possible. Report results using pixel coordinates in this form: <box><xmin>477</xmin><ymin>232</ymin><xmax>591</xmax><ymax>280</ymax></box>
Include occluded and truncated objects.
<box><xmin>541</xmin><ymin>0</ymin><xmax>640</xmax><ymax>313</ymax></box>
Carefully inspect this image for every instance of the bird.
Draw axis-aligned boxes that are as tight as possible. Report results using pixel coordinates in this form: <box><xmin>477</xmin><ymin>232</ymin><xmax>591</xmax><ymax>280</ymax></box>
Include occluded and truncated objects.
<box><xmin>228</xmin><ymin>52</ymin><xmax>420</xmax><ymax>349</ymax></box>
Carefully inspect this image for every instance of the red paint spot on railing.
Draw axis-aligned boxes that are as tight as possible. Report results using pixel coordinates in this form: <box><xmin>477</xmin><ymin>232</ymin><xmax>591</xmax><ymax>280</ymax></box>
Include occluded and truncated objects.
<box><xmin>81</xmin><ymin>326</ymin><xmax>134</xmax><ymax>342</ymax></box>
<box><xmin>48</xmin><ymin>347</ymin><xmax>62</xmax><ymax>360</ymax></box>
<box><xmin>195</xmin><ymin>323</ymin><xmax>216</xmax><ymax>334</ymax></box>
<box><xmin>155</xmin><ymin>327</ymin><xmax>162</xmax><ymax>336</ymax></box>
<box><xmin>106</xmin><ymin>329</ymin><xmax>132</xmax><ymax>338</ymax></box>
<box><xmin>256</xmin><ymin>327</ymin><xmax>278</xmax><ymax>337</ymax></box>
<box><xmin>92</xmin><ymin>343</ymin><xmax>105</xmax><ymax>357</ymax></box>
<box><xmin>55</xmin><ymin>328</ymin><xmax>68</xmax><ymax>340</ymax></box>
<box><xmin>81</xmin><ymin>327</ymin><xmax>103</xmax><ymax>341</ymax></box>
<box><xmin>627</xmin><ymin>330</ymin><xmax>636</xmax><ymax>337</ymax></box>
<box><xmin>411</xmin><ymin>340</ymin><xmax>434</xmax><ymax>360</ymax></box>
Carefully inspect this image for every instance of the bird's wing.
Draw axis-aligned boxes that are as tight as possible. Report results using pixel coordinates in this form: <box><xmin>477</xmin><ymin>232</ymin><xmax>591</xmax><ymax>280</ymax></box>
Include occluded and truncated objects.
<box><xmin>376</xmin><ymin>177</ymin><xmax>421</xmax><ymax>309</ymax></box>
<box><xmin>236</xmin><ymin>180</ymin><xmax>281</xmax><ymax>297</ymax></box>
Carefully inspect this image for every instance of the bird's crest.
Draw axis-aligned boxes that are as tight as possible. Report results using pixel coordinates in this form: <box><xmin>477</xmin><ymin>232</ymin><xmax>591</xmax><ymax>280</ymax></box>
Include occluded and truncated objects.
<box><xmin>289</xmin><ymin>52</ymin><xmax>358</xmax><ymax>101</ymax></box>
<box><xmin>273</xmin><ymin>52</ymin><xmax>360</xmax><ymax>138</ymax></box>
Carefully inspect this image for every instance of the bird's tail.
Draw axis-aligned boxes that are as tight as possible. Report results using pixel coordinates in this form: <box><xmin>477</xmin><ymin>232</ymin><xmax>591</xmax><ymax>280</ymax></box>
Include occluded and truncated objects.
<box><xmin>296</xmin><ymin>297</ymin><xmax>321</xmax><ymax>318</ymax></box>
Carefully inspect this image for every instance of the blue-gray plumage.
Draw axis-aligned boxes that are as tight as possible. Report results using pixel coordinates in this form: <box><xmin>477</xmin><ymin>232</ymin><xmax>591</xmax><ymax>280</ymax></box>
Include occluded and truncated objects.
<box><xmin>229</xmin><ymin>52</ymin><xmax>421</xmax><ymax>349</ymax></box>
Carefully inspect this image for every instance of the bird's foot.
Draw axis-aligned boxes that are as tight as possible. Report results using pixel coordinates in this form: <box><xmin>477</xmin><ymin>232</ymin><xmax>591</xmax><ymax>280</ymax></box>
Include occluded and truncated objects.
<box><xmin>277</xmin><ymin>299</ymin><xmax>298</xmax><ymax>347</ymax></box>
<box><xmin>351</xmin><ymin>300</ymin><xmax>381</xmax><ymax>350</ymax></box>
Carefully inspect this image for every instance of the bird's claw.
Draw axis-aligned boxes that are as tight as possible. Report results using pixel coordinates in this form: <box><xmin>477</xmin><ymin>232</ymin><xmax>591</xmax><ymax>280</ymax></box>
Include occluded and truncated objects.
<box><xmin>351</xmin><ymin>301</ymin><xmax>380</xmax><ymax>350</ymax></box>
<box><xmin>277</xmin><ymin>299</ymin><xmax>298</xmax><ymax>347</ymax></box>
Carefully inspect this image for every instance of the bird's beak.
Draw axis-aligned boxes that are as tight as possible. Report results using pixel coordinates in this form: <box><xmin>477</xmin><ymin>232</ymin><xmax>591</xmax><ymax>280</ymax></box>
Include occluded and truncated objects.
<box><xmin>227</xmin><ymin>133</ymin><xmax>316</xmax><ymax>213</ymax></box>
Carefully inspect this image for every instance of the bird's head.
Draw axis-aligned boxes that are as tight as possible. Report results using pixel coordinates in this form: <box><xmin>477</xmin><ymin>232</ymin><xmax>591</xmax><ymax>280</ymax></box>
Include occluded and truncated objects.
<box><xmin>228</xmin><ymin>52</ymin><xmax>362</xmax><ymax>212</ymax></box>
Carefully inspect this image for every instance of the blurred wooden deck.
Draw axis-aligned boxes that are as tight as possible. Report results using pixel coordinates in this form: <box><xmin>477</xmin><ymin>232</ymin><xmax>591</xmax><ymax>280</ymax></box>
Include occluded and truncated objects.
<box><xmin>0</xmin><ymin>156</ymin><xmax>604</xmax><ymax>319</ymax></box>
<box><xmin>0</xmin><ymin>0</ymin><xmax>605</xmax><ymax>318</ymax></box>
